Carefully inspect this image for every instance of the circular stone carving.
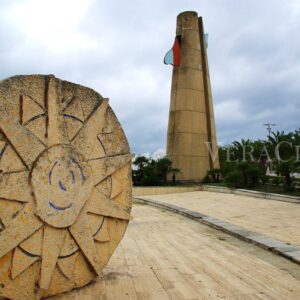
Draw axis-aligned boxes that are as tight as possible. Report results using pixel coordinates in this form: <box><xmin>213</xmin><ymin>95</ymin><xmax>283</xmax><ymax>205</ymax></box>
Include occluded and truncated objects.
<box><xmin>0</xmin><ymin>75</ymin><xmax>132</xmax><ymax>299</ymax></box>
<box><xmin>31</xmin><ymin>144</ymin><xmax>94</xmax><ymax>228</ymax></box>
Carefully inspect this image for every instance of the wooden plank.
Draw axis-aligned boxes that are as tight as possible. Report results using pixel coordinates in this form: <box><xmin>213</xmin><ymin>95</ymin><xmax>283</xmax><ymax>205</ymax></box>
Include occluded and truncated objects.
<box><xmin>160</xmin><ymin>215</ymin><xmax>300</xmax><ymax>299</ymax></box>
<box><xmin>104</xmin><ymin>245</ymin><xmax>138</xmax><ymax>300</ymax></box>
<box><xmin>147</xmin><ymin>223</ymin><xmax>231</xmax><ymax>299</ymax></box>
<box><xmin>50</xmin><ymin>204</ymin><xmax>300</xmax><ymax>299</ymax></box>
<box><xmin>121</xmin><ymin>237</ymin><xmax>169</xmax><ymax>299</ymax></box>
<box><xmin>154</xmin><ymin>268</ymin><xmax>200</xmax><ymax>300</ymax></box>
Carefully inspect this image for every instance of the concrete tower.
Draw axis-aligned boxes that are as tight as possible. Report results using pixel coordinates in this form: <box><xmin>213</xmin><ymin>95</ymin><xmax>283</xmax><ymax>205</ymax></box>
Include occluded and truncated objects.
<box><xmin>166</xmin><ymin>11</ymin><xmax>219</xmax><ymax>182</ymax></box>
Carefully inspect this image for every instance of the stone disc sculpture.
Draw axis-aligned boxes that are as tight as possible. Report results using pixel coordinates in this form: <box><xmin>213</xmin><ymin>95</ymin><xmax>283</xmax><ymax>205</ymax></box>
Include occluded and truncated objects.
<box><xmin>0</xmin><ymin>75</ymin><xmax>133</xmax><ymax>299</ymax></box>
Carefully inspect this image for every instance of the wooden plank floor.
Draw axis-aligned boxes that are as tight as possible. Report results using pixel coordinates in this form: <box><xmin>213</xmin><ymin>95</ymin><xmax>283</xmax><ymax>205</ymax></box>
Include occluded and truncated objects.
<box><xmin>52</xmin><ymin>204</ymin><xmax>300</xmax><ymax>299</ymax></box>
<box><xmin>140</xmin><ymin>191</ymin><xmax>300</xmax><ymax>247</ymax></box>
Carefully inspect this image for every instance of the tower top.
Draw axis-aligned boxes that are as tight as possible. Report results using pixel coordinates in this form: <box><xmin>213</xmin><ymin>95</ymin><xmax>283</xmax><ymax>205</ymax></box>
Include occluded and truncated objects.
<box><xmin>177</xmin><ymin>11</ymin><xmax>198</xmax><ymax>18</ymax></box>
<box><xmin>176</xmin><ymin>11</ymin><xmax>200</xmax><ymax>34</ymax></box>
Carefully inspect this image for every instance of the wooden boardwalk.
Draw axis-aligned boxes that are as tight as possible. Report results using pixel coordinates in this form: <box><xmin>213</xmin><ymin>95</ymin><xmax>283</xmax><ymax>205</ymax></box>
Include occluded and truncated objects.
<box><xmin>53</xmin><ymin>204</ymin><xmax>300</xmax><ymax>299</ymax></box>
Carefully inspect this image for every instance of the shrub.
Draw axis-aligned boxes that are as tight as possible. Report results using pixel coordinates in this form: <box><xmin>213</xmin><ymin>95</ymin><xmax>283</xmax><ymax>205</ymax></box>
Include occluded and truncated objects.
<box><xmin>284</xmin><ymin>181</ymin><xmax>296</xmax><ymax>192</ymax></box>
<box><xmin>220</xmin><ymin>162</ymin><xmax>236</xmax><ymax>177</ymax></box>
<box><xmin>272</xmin><ymin>176</ymin><xmax>282</xmax><ymax>186</ymax></box>
<box><xmin>208</xmin><ymin>168</ymin><xmax>221</xmax><ymax>183</ymax></box>
<box><xmin>260</xmin><ymin>175</ymin><xmax>269</xmax><ymax>185</ymax></box>
<box><xmin>202</xmin><ymin>174</ymin><xmax>211</xmax><ymax>184</ymax></box>
<box><xmin>246</xmin><ymin>165</ymin><xmax>263</xmax><ymax>187</ymax></box>
<box><xmin>224</xmin><ymin>170</ymin><xmax>244</xmax><ymax>188</ymax></box>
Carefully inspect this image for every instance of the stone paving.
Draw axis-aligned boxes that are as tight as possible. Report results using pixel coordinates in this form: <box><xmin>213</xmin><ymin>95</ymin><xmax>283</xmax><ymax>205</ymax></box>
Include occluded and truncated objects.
<box><xmin>136</xmin><ymin>191</ymin><xmax>300</xmax><ymax>247</ymax></box>
<box><xmin>135</xmin><ymin>191</ymin><xmax>300</xmax><ymax>265</ymax></box>
<box><xmin>52</xmin><ymin>204</ymin><xmax>300</xmax><ymax>299</ymax></box>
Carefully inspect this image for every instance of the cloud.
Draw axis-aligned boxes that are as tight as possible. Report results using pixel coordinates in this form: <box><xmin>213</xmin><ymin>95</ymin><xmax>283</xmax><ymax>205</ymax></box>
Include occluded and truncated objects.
<box><xmin>0</xmin><ymin>0</ymin><xmax>300</xmax><ymax>153</ymax></box>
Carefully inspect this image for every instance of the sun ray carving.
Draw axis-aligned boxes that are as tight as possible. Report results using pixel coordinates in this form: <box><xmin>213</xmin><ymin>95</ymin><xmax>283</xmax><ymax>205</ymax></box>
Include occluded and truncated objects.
<box><xmin>87</xmin><ymin>188</ymin><xmax>132</xmax><ymax>221</ymax></box>
<box><xmin>0</xmin><ymin>171</ymin><xmax>31</xmax><ymax>202</ymax></box>
<box><xmin>0</xmin><ymin>143</ymin><xmax>27</xmax><ymax>173</ymax></box>
<box><xmin>94</xmin><ymin>218</ymin><xmax>110</xmax><ymax>242</ymax></box>
<box><xmin>57</xmin><ymin>252</ymin><xmax>79</xmax><ymax>279</ymax></box>
<box><xmin>72</xmin><ymin>99</ymin><xmax>109</xmax><ymax>157</ymax></box>
<box><xmin>40</xmin><ymin>226</ymin><xmax>67</xmax><ymax>289</ymax></box>
<box><xmin>11</xmin><ymin>247</ymin><xmax>39</xmax><ymax>279</ymax></box>
<box><xmin>69</xmin><ymin>212</ymin><xmax>102</xmax><ymax>275</ymax></box>
<box><xmin>19</xmin><ymin>95</ymin><xmax>45</xmax><ymax>126</ymax></box>
<box><xmin>0</xmin><ymin>204</ymin><xmax>43</xmax><ymax>259</ymax></box>
<box><xmin>0</xmin><ymin>113</ymin><xmax>46</xmax><ymax>169</ymax></box>
<box><xmin>0</xmin><ymin>75</ymin><xmax>132</xmax><ymax>299</ymax></box>
<box><xmin>91</xmin><ymin>153</ymin><xmax>133</xmax><ymax>186</ymax></box>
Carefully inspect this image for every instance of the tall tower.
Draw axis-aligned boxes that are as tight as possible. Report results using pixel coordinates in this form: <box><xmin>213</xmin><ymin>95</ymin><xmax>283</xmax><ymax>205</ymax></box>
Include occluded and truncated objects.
<box><xmin>166</xmin><ymin>11</ymin><xmax>219</xmax><ymax>182</ymax></box>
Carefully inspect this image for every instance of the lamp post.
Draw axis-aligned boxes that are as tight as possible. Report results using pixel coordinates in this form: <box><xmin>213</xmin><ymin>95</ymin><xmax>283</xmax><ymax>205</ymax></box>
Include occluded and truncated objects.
<box><xmin>264</xmin><ymin>123</ymin><xmax>276</xmax><ymax>137</ymax></box>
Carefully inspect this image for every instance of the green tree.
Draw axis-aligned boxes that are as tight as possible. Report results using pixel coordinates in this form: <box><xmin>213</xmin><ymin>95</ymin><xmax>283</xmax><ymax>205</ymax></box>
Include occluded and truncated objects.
<box><xmin>132</xmin><ymin>156</ymin><xmax>180</xmax><ymax>186</ymax></box>
<box><xmin>132</xmin><ymin>156</ymin><xmax>150</xmax><ymax>186</ymax></box>
<box><xmin>267</xmin><ymin>131</ymin><xmax>298</xmax><ymax>188</ymax></box>
<box><xmin>169</xmin><ymin>167</ymin><xmax>180</xmax><ymax>185</ymax></box>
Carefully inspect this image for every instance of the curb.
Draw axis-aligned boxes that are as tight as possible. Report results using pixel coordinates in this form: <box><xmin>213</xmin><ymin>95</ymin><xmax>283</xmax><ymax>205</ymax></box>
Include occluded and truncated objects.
<box><xmin>134</xmin><ymin>197</ymin><xmax>300</xmax><ymax>266</ymax></box>
<box><xmin>202</xmin><ymin>185</ymin><xmax>300</xmax><ymax>204</ymax></box>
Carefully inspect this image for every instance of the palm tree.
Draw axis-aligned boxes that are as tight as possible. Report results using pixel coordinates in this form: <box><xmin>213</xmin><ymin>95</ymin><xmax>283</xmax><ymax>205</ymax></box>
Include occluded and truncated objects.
<box><xmin>267</xmin><ymin>131</ymin><xmax>297</xmax><ymax>187</ymax></box>
<box><xmin>169</xmin><ymin>167</ymin><xmax>180</xmax><ymax>185</ymax></box>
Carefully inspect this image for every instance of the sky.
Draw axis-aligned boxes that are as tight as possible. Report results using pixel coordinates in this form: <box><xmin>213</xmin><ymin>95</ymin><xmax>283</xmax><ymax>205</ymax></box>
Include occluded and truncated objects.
<box><xmin>1</xmin><ymin>0</ymin><xmax>300</xmax><ymax>156</ymax></box>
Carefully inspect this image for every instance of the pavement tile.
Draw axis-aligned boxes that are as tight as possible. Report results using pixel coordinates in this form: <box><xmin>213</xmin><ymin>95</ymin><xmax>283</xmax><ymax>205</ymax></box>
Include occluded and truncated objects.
<box><xmin>134</xmin><ymin>196</ymin><xmax>300</xmax><ymax>266</ymax></box>
<box><xmin>283</xmin><ymin>250</ymin><xmax>300</xmax><ymax>260</ymax></box>
<box><xmin>274</xmin><ymin>245</ymin><xmax>300</xmax><ymax>252</ymax></box>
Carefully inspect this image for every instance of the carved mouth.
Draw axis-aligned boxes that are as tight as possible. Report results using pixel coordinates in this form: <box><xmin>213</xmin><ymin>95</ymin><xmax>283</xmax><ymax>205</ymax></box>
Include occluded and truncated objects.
<box><xmin>49</xmin><ymin>201</ymin><xmax>73</xmax><ymax>211</ymax></box>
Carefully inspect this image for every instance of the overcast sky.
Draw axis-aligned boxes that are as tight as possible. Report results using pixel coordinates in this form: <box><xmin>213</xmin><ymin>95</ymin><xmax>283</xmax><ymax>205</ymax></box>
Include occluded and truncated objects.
<box><xmin>1</xmin><ymin>0</ymin><xmax>300</xmax><ymax>155</ymax></box>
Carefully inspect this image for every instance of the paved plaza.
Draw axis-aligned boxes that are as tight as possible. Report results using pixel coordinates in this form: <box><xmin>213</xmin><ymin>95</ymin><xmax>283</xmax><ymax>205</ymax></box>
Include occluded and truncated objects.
<box><xmin>139</xmin><ymin>191</ymin><xmax>300</xmax><ymax>247</ymax></box>
<box><xmin>53</xmin><ymin>203</ymin><xmax>300</xmax><ymax>299</ymax></box>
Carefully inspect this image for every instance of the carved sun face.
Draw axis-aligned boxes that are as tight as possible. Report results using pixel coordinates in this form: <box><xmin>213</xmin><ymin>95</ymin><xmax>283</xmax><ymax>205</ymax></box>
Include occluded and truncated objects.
<box><xmin>0</xmin><ymin>75</ymin><xmax>132</xmax><ymax>299</ymax></box>
<box><xmin>31</xmin><ymin>144</ymin><xmax>95</xmax><ymax>228</ymax></box>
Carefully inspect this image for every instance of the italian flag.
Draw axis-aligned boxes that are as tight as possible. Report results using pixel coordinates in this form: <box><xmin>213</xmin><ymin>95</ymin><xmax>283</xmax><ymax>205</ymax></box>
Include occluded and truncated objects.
<box><xmin>164</xmin><ymin>35</ymin><xmax>181</xmax><ymax>67</ymax></box>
